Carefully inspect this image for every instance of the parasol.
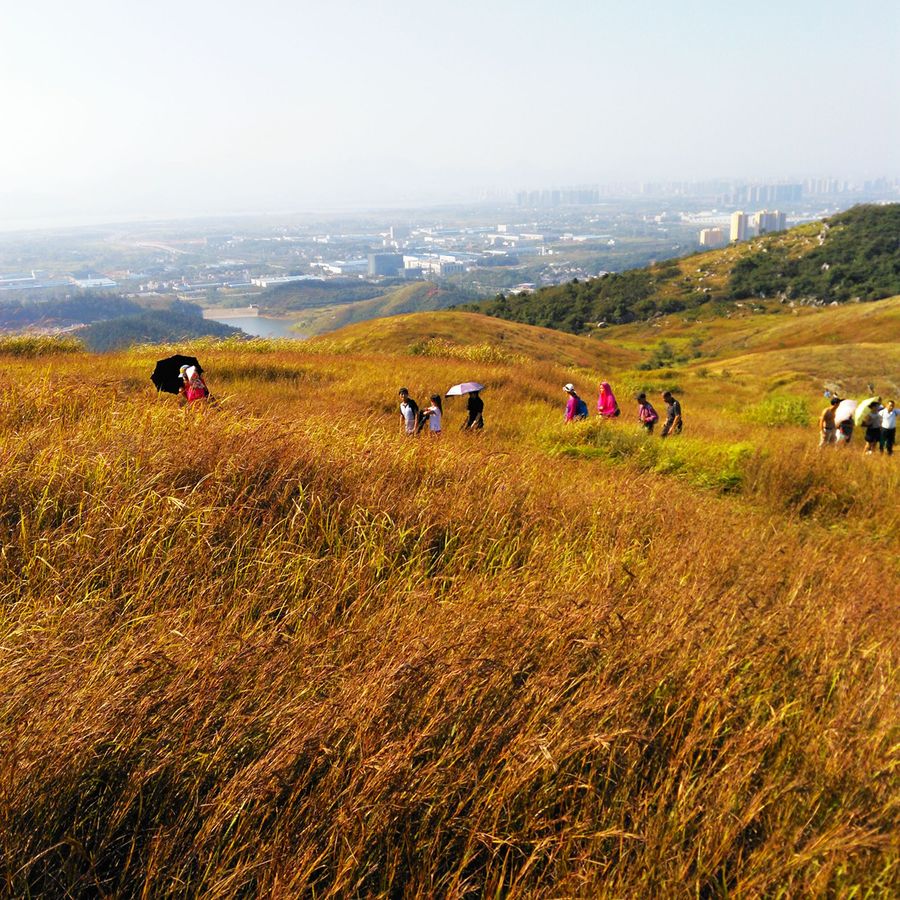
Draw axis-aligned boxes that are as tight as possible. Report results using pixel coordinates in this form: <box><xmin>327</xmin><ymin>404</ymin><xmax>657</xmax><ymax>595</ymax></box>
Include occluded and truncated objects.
<box><xmin>151</xmin><ymin>355</ymin><xmax>204</xmax><ymax>394</ymax></box>
<box><xmin>446</xmin><ymin>382</ymin><xmax>484</xmax><ymax>396</ymax></box>
<box><xmin>833</xmin><ymin>398</ymin><xmax>857</xmax><ymax>425</ymax></box>
<box><xmin>853</xmin><ymin>397</ymin><xmax>880</xmax><ymax>427</ymax></box>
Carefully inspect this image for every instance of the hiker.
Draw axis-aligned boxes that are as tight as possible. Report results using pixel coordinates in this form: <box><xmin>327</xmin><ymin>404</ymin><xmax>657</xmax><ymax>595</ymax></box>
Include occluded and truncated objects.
<box><xmin>660</xmin><ymin>391</ymin><xmax>683</xmax><ymax>437</ymax></box>
<box><xmin>564</xmin><ymin>383</ymin><xmax>588</xmax><ymax>422</ymax></box>
<box><xmin>879</xmin><ymin>400</ymin><xmax>896</xmax><ymax>455</ymax></box>
<box><xmin>819</xmin><ymin>396</ymin><xmax>840</xmax><ymax>447</ymax></box>
<box><xmin>179</xmin><ymin>364</ymin><xmax>209</xmax><ymax>403</ymax></box>
<box><xmin>464</xmin><ymin>390</ymin><xmax>484</xmax><ymax>430</ymax></box>
<box><xmin>863</xmin><ymin>400</ymin><xmax>883</xmax><ymax>455</ymax></box>
<box><xmin>421</xmin><ymin>394</ymin><xmax>443</xmax><ymax>436</ymax></box>
<box><xmin>637</xmin><ymin>392</ymin><xmax>659</xmax><ymax>433</ymax></box>
<box><xmin>597</xmin><ymin>381</ymin><xmax>620</xmax><ymax>418</ymax></box>
<box><xmin>398</xmin><ymin>387</ymin><xmax>419</xmax><ymax>436</ymax></box>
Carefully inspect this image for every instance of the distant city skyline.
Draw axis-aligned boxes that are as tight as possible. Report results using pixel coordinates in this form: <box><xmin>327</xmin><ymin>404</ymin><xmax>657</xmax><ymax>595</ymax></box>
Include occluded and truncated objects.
<box><xmin>2</xmin><ymin>0</ymin><xmax>898</xmax><ymax>225</ymax></box>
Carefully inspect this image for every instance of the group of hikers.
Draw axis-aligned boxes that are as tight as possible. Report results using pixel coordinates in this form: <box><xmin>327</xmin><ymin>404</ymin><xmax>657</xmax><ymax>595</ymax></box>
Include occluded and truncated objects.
<box><xmin>176</xmin><ymin>361</ymin><xmax>892</xmax><ymax>459</ymax></box>
<box><xmin>563</xmin><ymin>381</ymin><xmax>684</xmax><ymax>438</ymax></box>
<box><xmin>397</xmin><ymin>387</ymin><xmax>484</xmax><ymax>435</ymax></box>
<box><xmin>819</xmin><ymin>395</ymin><xmax>896</xmax><ymax>455</ymax></box>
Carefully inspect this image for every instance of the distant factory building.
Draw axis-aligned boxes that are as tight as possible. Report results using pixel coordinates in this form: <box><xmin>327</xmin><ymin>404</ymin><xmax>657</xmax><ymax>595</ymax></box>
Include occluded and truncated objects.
<box><xmin>699</xmin><ymin>227</ymin><xmax>725</xmax><ymax>248</ymax></box>
<box><xmin>70</xmin><ymin>271</ymin><xmax>117</xmax><ymax>289</ymax></box>
<box><xmin>315</xmin><ymin>259</ymin><xmax>368</xmax><ymax>276</ymax></box>
<box><xmin>368</xmin><ymin>253</ymin><xmax>404</xmax><ymax>276</ymax></box>
<box><xmin>251</xmin><ymin>275</ymin><xmax>322</xmax><ymax>288</ymax></box>
<box><xmin>730</xmin><ymin>211</ymin><xmax>748</xmax><ymax>242</ymax></box>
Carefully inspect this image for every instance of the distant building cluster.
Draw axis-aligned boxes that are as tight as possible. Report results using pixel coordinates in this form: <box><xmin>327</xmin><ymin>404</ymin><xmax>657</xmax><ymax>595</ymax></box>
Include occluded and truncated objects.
<box><xmin>728</xmin><ymin>210</ymin><xmax>787</xmax><ymax>243</ymax></box>
<box><xmin>516</xmin><ymin>187</ymin><xmax>601</xmax><ymax>207</ymax></box>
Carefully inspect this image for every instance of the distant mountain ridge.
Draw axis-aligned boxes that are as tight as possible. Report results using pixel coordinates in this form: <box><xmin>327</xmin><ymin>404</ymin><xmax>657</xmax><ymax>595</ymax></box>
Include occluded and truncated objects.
<box><xmin>464</xmin><ymin>204</ymin><xmax>900</xmax><ymax>335</ymax></box>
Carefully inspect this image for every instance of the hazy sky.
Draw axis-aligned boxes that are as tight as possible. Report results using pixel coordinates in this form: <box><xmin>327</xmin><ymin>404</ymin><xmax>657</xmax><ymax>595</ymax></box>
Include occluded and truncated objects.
<box><xmin>2</xmin><ymin>0</ymin><xmax>898</xmax><ymax>221</ymax></box>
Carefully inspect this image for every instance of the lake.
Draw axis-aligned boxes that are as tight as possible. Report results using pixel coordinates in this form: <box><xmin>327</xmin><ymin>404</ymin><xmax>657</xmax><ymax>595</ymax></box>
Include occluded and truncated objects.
<box><xmin>206</xmin><ymin>315</ymin><xmax>306</xmax><ymax>340</ymax></box>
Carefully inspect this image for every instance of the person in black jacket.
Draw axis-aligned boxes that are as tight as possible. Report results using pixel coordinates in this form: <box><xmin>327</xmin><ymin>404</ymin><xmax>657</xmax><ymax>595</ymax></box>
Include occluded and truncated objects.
<box><xmin>464</xmin><ymin>390</ymin><xmax>484</xmax><ymax>430</ymax></box>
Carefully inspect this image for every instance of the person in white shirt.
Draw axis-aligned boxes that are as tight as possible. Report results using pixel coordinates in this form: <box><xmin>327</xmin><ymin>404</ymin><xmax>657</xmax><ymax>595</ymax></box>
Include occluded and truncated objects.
<box><xmin>398</xmin><ymin>387</ymin><xmax>419</xmax><ymax>436</ymax></box>
<box><xmin>421</xmin><ymin>394</ymin><xmax>443</xmax><ymax>436</ymax></box>
<box><xmin>879</xmin><ymin>400</ymin><xmax>896</xmax><ymax>456</ymax></box>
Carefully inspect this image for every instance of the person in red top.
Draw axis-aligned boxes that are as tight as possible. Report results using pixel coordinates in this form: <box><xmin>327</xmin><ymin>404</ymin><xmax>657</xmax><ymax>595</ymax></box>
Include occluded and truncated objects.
<box><xmin>179</xmin><ymin>365</ymin><xmax>209</xmax><ymax>403</ymax></box>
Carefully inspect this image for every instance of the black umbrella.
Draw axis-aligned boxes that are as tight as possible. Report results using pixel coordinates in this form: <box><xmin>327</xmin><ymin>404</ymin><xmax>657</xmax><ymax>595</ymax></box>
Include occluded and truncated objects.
<box><xmin>151</xmin><ymin>355</ymin><xmax>204</xmax><ymax>394</ymax></box>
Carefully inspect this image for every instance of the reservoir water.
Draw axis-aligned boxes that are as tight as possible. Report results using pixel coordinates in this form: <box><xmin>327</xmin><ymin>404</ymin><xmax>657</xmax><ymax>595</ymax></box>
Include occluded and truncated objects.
<box><xmin>206</xmin><ymin>315</ymin><xmax>306</xmax><ymax>340</ymax></box>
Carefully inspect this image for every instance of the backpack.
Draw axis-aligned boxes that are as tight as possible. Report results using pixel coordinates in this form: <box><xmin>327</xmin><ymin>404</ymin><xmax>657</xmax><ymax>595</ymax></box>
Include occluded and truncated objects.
<box><xmin>575</xmin><ymin>398</ymin><xmax>589</xmax><ymax>419</ymax></box>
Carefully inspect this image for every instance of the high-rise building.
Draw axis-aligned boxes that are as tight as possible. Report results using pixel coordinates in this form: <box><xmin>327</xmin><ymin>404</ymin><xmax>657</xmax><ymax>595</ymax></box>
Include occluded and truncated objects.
<box><xmin>699</xmin><ymin>227</ymin><xmax>725</xmax><ymax>248</ymax></box>
<box><xmin>730</xmin><ymin>211</ymin><xmax>748</xmax><ymax>242</ymax></box>
<box><xmin>752</xmin><ymin>210</ymin><xmax>787</xmax><ymax>235</ymax></box>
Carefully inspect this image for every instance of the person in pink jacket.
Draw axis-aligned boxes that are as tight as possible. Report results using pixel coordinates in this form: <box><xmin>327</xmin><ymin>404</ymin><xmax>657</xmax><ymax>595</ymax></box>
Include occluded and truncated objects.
<box><xmin>597</xmin><ymin>381</ymin><xmax>620</xmax><ymax>418</ymax></box>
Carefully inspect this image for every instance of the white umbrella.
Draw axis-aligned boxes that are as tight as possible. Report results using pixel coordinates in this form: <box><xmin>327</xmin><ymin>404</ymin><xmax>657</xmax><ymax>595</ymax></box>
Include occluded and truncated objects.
<box><xmin>834</xmin><ymin>399</ymin><xmax>857</xmax><ymax>425</ymax></box>
<box><xmin>853</xmin><ymin>397</ymin><xmax>880</xmax><ymax>427</ymax></box>
<box><xmin>446</xmin><ymin>382</ymin><xmax>485</xmax><ymax>396</ymax></box>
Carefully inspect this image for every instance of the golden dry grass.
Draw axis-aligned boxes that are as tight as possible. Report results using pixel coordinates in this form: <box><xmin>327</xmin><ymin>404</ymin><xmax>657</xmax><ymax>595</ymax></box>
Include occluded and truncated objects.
<box><xmin>0</xmin><ymin>311</ymin><xmax>897</xmax><ymax>897</ymax></box>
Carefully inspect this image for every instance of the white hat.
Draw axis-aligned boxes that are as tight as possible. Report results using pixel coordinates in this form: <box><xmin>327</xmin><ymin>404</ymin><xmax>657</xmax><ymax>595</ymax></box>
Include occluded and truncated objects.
<box><xmin>563</xmin><ymin>383</ymin><xmax>575</xmax><ymax>393</ymax></box>
<box><xmin>179</xmin><ymin>365</ymin><xmax>189</xmax><ymax>376</ymax></box>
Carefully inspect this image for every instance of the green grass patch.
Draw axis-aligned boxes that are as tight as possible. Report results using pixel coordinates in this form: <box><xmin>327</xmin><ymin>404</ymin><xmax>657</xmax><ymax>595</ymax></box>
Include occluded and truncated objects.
<box><xmin>0</xmin><ymin>335</ymin><xmax>84</xmax><ymax>356</ymax></box>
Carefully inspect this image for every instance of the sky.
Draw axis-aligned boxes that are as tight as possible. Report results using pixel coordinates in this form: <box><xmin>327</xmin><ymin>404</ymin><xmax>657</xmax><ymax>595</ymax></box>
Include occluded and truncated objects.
<box><xmin>1</xmin><ymin>0</ymin><xmax>898</xmax><ymax>222</ymax></box>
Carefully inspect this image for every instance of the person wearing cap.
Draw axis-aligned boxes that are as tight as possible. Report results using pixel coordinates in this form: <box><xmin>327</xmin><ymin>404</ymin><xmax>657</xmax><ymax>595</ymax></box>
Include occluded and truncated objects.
<box><xmin>563</xmin><ymin>384</ymin><xmax>587</xmax><ymax>423</ymax></box>
<box><xmin>818</xmin><ymin>396</ymin><xmax>840</xmax><ymax>447</ymax></box>
<box><xmin>179</xmin><ymin>364</ymin><xmax>209</xmax><ymax>403</ymax></box>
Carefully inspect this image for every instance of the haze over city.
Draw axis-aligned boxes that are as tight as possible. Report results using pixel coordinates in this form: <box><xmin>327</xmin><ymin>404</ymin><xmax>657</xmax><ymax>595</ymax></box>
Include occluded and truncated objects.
<box><xmin>2</xmin><ymin>0</ymin><xmax>898</xmax><ymax>225</ymax></box>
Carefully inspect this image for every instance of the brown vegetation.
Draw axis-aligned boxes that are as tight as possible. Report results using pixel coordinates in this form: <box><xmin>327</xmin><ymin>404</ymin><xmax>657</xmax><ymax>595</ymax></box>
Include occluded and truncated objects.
<box><xmin>0</xmin><ymin>311</ymin><xmax>897</xmax><ymax>896</ymax></box>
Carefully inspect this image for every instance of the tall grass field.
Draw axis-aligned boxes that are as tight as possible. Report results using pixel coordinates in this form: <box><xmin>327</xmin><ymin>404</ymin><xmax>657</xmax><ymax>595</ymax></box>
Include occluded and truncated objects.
<box><xmin>0</xmin><ymin>302</ymin><xmax>897</xmax><ymax>897</ymax></box>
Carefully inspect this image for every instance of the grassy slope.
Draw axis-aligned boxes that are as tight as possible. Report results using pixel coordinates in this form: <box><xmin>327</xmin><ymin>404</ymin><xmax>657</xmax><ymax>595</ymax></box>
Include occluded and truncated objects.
<box><xmin>293</xmin><ymin>281</ymin><xmax>469</xmax><ymax>335</ymax></box>
<box><xmin>0</xmin><ymin>305</ymin><xmax>897</xmax><ymax>896</ymax></box>
<box><xmin>304</xmin><ymin>309</ymin><xmax>640</xmax><ymax>369</ymax></box>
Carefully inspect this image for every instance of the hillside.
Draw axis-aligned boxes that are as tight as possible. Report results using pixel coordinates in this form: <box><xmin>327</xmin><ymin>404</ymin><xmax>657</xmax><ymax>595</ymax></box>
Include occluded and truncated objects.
<box><xmin>304</xmin><ymin>309</ymin><xmax>640</xmax><ymax>369</ymax></box>
<box><xmin>292</xmin><ymin>281</ymin><xmax>473</xmax><ymax>335</ymax></box>
<box><xmin>469</xmin><ymin>203</ymin><xmax>900</xmax><ymax>333</ymax></box>
<box><xmin>0</xmin><ymin>305</ymin><xmax>897</xmax><ymax>896</ymax></box>
<box><xmin>77</xmin><ymin>305</ymin><xmax>242</xmax><ymax>351</ymax></box>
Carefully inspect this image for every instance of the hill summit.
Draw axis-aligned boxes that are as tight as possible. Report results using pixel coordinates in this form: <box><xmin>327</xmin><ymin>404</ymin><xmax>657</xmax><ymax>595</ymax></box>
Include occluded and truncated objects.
<box><xmin>467</xmin><ymin>203</ymin><xmax>900</xmax><ymax>334</ymax></box>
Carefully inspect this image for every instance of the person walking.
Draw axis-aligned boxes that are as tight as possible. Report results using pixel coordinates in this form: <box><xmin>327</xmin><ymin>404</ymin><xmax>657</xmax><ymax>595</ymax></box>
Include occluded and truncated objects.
<box><xmin>660</xmin><ymin>391</ymin><xmax>683</xmax><ymax>437</ymax></box>
<box><xmin>879</xmin><ymin>400</ymin><xmax>896</xmax><ymax>455</ymax></box>
<box><xmin>464</xmin><ymin>390</ymin><xmax>484</xmax><ymax>430</ymax></box>
<box><xmin>564</xmin><ymin>384</ymin><xmax>588</xmax><ymax>422</ymax></box>
<box><xmin>398</xmin><ymin>387</ymin><xmax>420</xmax><ymax>436</ymax></box>
<box><xmin>637</xmin><ymin>392</ymin><xmax>659</xmax><ymax>433</ymax></box>
<box><xmin>819</xmin><ymin>396</ymin><xmax>840</xmax><ymax>447</ymax></box>
<box><xmin>597</xmin><ymin>381</ymin><xmax>620</xmax><ymax>418</ymax></box>
<box><xmin>421</xmin><ymin>394</ymin><xmax>443</xmax><ymax>436</ymax></box>
<box><xmin>863</xmin><ymin>400</ymin><xmax>883</xmax><ymax>455</ymax></box>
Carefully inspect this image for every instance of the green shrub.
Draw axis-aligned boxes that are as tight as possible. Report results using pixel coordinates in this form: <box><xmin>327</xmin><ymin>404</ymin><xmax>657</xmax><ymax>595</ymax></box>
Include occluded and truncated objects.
<box><xmin>743</xmin><ymin>395</ymin><xmax>811</xmax><ymax>427</ymax></box>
